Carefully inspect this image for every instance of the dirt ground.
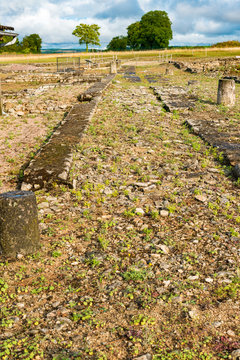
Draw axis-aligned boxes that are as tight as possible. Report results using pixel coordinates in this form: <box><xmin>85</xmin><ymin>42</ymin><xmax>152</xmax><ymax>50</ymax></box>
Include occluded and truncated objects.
<box><xmin>0</xmin><ymin>61</ymin><xmax>239</xmax><ymax>360</ymax></box>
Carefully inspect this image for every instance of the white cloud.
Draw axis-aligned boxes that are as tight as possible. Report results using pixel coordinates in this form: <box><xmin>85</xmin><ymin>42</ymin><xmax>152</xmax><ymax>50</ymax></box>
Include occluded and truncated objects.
<box><xmin>195</xmin><ymin>20</ymin><xmax>221</xmax><ymax>34</ymax></box>
<box><xmin>0</xmin><ymin>0</ymin><xmax>240</xmax><ymax>48</ymax></box>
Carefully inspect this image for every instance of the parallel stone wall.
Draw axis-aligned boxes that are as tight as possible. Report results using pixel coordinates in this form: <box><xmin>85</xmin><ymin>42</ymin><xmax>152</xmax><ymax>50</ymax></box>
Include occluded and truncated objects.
<box><xmin>185</xmin><ymin>118</ymin><xmax>240</xmax><ymax>178</ymax></box>
<box><xmin>151</xmin><ymin>83</ymin><xmax>240</xmax><ymax>178</ymax></box>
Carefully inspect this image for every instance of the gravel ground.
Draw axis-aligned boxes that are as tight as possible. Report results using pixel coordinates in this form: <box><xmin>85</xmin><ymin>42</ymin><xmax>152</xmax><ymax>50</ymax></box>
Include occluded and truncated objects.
<box><xmin>0</xmin><ymin>65</ymin><xmax>239</xmax><ymax>360</ymax></box>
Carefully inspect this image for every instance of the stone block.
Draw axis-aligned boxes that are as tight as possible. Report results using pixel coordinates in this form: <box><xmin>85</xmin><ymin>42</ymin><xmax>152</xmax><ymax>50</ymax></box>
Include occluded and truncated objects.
<box><xmin>217</xmin><ymin>79</ymin><xmax>235</xmax><ymax>106</ymax></box>
<box><xmin>0</xmin><ymin>191</ymin><xmax>40</xmax><ymax>258</ymax></box>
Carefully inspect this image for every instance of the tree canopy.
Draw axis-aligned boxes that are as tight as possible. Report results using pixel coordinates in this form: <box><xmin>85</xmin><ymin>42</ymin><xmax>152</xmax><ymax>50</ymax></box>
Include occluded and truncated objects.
<box><xmin>72</xmin><ymin>23</ymin><xmax>100</xmax><ymax>52</ymax></box>
<box><xmin>22</xmin><ymin>34</ymin><xmax>42</xmax><ymax>53</ymax></box>
<box><xmin>127</xmin><ymin>22</ymin><xmax>141</xmax><ymax>50</ymax></box>
<box><xmin>127</xmin><ymin>10</ymin><xmax>172</xmax><ymax>50</ymax></box>
<box><xmin>211</xmin><ymin>40</ymin><xmax>240</xmax><ymax>48</ymax></box>
<box><xmin>107</xmin><ymin>36</ymin><xmax>127</xmax><ymax>51</ymax></box>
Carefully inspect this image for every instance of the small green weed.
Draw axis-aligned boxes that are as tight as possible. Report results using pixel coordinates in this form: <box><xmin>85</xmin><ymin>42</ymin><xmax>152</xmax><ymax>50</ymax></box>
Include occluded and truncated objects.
<box><xmin>214</xmin><ymin>277</ymin><xmax>240</xmax><ymax>301</ymax></box>
<box><xmin>122</xmin><ymin>267</ymin><xmax>150</xmax><ymax>282</ymax></box>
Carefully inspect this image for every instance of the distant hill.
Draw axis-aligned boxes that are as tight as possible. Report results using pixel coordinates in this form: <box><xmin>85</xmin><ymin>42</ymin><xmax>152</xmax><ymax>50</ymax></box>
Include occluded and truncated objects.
<box><xmin>211</xmin><ymin>40</ymin><xmax>240</xmax><ymax>48</ymax></box>
<box><xmin>41</xmin><ymin>48</ymin><xmax>86</xmax><ymax>54</ymax></box>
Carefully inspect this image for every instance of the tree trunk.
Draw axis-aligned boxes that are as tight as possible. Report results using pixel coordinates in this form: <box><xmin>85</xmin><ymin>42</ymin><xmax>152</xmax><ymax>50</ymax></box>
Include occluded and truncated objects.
<box><xmin>86</xmin><ymin>43</ymin><xmax>88</xmax><ymax>52</ymax></box>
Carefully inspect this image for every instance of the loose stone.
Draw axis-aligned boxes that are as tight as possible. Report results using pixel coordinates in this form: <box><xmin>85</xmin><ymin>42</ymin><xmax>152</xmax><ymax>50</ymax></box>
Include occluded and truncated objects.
<box><xmin>159</xmin><ymin>244</ymin><xmax>170</xmax><ymax>254</ymax></box>
<box><xmin>195</xmin><ymin>194</ymin><xmax>207</xmax><ymax>202</ymax></box>
<box><xmin>189</xmin><ymin>308</ymin><xmax>200</xmax><ymax>320</ymax></box>
<box><xmin>231</xmin><ymin>349</ymin><xmax>240</xmax><ymax>360</ymax></box>
<box><xmin>160</xmin><ymin>210</ymin><xmax>169</xmax><ymax>217</ymax></box>
<box><xmin>135</xmin><ymin>208</ymin><xmax>145</xmax><ymax>216</ymax></box>
<box><xmin>0</xmin><ymin>191</ymin><xmax>40</xmax><ymax>258</ymax></box>
<box><xmin>133</xmin><ymin>354</ymin><xmax>152</xmax><ymax>360</ymax></box>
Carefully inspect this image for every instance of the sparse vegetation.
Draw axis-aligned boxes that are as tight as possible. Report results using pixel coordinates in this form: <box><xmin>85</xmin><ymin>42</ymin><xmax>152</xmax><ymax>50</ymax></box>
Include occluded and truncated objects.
<box><xmin>0</xmin><ymin>55</ymin><xmax>239</xmax><ymax>359</ymax></box>
<box><xmin>211</xmin><ymin>40</ymin><xmax>240</xmax><ymax>48</ymax></box>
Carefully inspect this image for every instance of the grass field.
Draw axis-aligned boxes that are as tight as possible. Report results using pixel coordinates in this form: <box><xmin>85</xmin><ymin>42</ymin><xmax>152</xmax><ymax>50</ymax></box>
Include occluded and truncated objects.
<box><xmin>0</xmin><ymin>47</ymin><xmax>240</xmax><ymax>65</ymax></box>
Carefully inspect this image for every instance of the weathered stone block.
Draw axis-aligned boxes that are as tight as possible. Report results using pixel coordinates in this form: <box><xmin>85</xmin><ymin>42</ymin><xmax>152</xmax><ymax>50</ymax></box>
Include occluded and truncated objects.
<box><xmin>0</xmin><ymin>191</ymin><xmax>40</xmax><ymax>258</ymax></box>
<box><xmin>217</xmin><ymin>79</ymin><xmax>235</xmax><ymax>106</ymax></box>
<box><xmin>110</xmin><ymin>61</ymin><xmax>117</xmax><ymax>74</ymax></box>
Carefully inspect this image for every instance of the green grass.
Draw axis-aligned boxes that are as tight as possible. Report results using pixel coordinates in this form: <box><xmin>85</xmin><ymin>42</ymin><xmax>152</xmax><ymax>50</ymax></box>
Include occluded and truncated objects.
<box><xmin>1</xmin><ymin>47</ymin><xmax>240</xmax><ymax>65</ymax></box>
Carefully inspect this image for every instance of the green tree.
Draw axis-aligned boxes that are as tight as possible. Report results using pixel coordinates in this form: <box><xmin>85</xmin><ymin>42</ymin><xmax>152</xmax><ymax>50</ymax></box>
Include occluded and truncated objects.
<box><xmin>22</xmin><ymin>34</ymin><xmax>42</xmax><ymax>53</ymax></box>
<box><xmin>72</xmin><ymin>24</ymin><xmax>100</xmax><ymax>52</ymax></box>
<box><xmin>127</xmin><ymin>10</ymin><xmax>172</xmax><ymax>50</ymax></box>
<box><xmin>140</xmin><ymin>10</ymin><xmax>172</xmax><ymax>49</ymax></box>
<box><xmin>127</xmin><ymin>21</ymin><xmax>141</xmax><ymax>50</ymax></box>
<box><xmin>107</xmin><ymin>36</ymin><xmax>127</xmax><ymax>51</ymax></box>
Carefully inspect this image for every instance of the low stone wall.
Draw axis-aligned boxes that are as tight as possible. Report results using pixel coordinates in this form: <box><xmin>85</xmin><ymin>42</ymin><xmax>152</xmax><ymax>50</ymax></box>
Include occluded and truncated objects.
<box><xmin>21</xmin><ymin>74</ymin><xmax>115</xmax><ymax>190</ymax></box>
<box><xmin>3</xmin><ymin>74</ymin><xmax>104</xmax><ymax>116</ymax></box>
<box><xmin>171</xmin><ymin>57</ymin><xmax>240</xmax><ymax>75</ymax></box>
<box><xmin>152</xmin><ymin>83</ymin><xmax>240</xmax><ymax>178</ymax></box>
<box><xmin>185</xmin><ymin>118</ymin><xmax>240</xmax><ymax>178</ymax></box>
<box><xmin>3</xmin><ymin>73</ymin><xmax>61</xmax><ymax>83</ymax></box>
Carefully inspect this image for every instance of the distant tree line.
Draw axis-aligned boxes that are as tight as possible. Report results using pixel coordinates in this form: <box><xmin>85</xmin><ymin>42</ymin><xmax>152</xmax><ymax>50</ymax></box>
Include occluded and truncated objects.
<box><xmin>211</xmin><ymin>40</ymin><xmax>240</xmax><ymax>48</ymax></box>
<box><xmin>0</xmin><ymin>33</ymin><xmax>42</xmax><ymax>53</ymax></box>
<box><xmin>107</xmin><ymin>10</ymin><xmax>172</xmax><ymax>51</ymax></box>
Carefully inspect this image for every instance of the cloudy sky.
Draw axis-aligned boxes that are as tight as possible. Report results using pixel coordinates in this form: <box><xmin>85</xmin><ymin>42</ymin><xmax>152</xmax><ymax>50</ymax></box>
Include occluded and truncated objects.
<box><xmin>1</xmin><ymin>0</ymin><xmax>240</xmax><ymax>49</ymax></box>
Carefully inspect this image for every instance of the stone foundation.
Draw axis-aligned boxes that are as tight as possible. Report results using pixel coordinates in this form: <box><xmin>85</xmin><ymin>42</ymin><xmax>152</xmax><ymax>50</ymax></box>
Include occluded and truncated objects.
<box><xmin>21</xmin><ymin>75</ymin><xmax>115</xmax><ymax>190</ymax></box>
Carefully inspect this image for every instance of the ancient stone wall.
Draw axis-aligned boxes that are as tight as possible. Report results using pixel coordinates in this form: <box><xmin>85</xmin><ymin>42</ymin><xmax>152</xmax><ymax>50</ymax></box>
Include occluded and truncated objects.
<box><xmin>21</xmin><ymin>75</ymin><xmax>115</xmax><ymax>190</ymax></box>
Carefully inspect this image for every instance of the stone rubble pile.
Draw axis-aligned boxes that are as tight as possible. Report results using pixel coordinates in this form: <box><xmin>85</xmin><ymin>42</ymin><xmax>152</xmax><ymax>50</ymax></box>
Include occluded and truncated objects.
<box><xmin>3</xmin><ymin>84</ymin><xmax>73</xmax><ymax>116</ymax></box>
<box><xmin>2</xmin><ymin>74</ymin><xmax>103</xmax><ymax>117</ymax></box>
<box><xmin>171</xmin><ymin>57</ymin><xmax>240</xmax><ymax>75</ymax></box>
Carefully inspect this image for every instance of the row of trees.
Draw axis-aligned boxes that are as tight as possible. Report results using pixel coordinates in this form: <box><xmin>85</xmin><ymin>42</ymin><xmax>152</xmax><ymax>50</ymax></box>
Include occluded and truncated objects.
<box><xmin>1</xmin><ymin>10</ymin><xmax>171</xmax><ymax>54</ymax></box>
<box><xmin>71</xmin><ymin>10</ymin><xmax>172</xmax><ymax>52</ymax></box>
<box><xmin>0</xmin><ymin>33</ymin><xmax>42</xmax><ymax>53</ymax></box>
<box><xmin>107</xmin><ymin>10</ymin><xmax>172</xmax><ymax>51</ymax></box>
